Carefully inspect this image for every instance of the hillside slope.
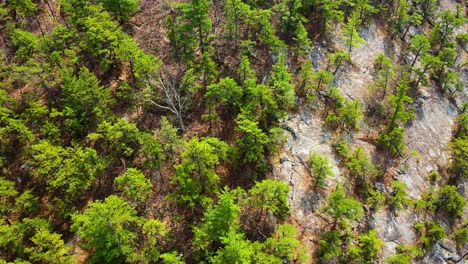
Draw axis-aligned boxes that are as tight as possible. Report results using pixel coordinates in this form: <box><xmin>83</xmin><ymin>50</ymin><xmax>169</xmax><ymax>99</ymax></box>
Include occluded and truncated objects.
<box><xmin>0</xmin><ymin>0</ymin><xmax>466</xmax><ymax>263</ymax></box>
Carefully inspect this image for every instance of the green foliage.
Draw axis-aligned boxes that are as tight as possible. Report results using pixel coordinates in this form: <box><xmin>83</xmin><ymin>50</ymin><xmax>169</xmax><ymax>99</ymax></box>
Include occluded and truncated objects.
<box><xmin>71</xmin><ymin>195</ymin><xmax>142</xmax><ymax>263</ymax></box>
<box><xmin>243</xmin><ymin>82</ymin><xmax>276</xmax><ymax>127</ymax></box>
<box><xmin>172</xmin><ymin>137</ymin><xmax>228</xmax><ymax>207</ymax></box>
<box><xmin>338</xmin><ymin>100</ymin><xmax>363</xmax><ymax>130</ymax></box>
<box><xmin>115</xmin><ymin>168</ymin><xmax>152</xmax><ymax>205</ymax></box>
<box><xmin>408</xmin><ymin>34</ymin><xmax>430</xmax><ymax>68</ymax></box>
<box><xmin>385</xmin><ymin>244</ymin><xmax>422</xmax><ymax>264</ymax></box>
<box><xmin>391</xmin><ymin>0</ymin><xmax>422</xmax><ymax>38</ymax></box>
<box><xmin>206</xmin><ymin>77</ymin><xmax>243</xmax><ymax>115</ymax></box>
<box><xmin>322</xmin><ymin>187</ymin><xmax>363</xmax><ymax>224</ymax></box>
<box><xmin>450</xmin><ymin>136</ymin><xmax>468</xmax><ymax>179</ymax></box>
<box><xmin>60</xmin><ymin>67</ymin><xmax>113</xmax><ymax>133</ymax></box>
<box><xmin>193</xmin><ymin>188</ymin><xmax>241</xmax><ymax>252</ymax></box>
<box><xmin>252</xmin><ymin>9</ymin><xmax>285</xmax><ymax>51</ymax></box>
<box><xmin>328</xmin><ymin>50</ymin><xmax>350</xmax><ymax>75</ymax></box>
<box><xmin>430</xmin><ymin>8</ymin><xmax>464</xmax><ymax>47</ymax></box>
<box><xmin>248</xmin><ymin>179</ymin><xmax>291</xmax><ymax>219</ymax></box>
<box><xmin>77</xmin><ymin>4</ymin><xmax>127</xmax><ymax>70</ymax></box>
<box><xmin>96</xmin><ymin>0</ymin><xmax>139</xmax><ymax>22</ymax></box>
<box><xmin>387</xmin><ymin>79</ymin><xmax>414</xmax><ymax>125</ymax></box>
<box><xmin>160</xmin><ymin>252</ymin><xmax>185</xmax><ymax>264</ymax></box>
<box><xmin>343</xmin><ymin>13</ymin><xmax>366</xmax><ymax>53</ymax></box>
<box><xmin>436</xmin><ymin>185</ymin><xmax>465</xmax><ymax>217</ymax></box>
<box><xmin>353</xmin><ymin>0</ymin><xmax>381</xmax><ymax>20</ymax></box>
<box><xmin>413</xmin><ymin>187</ymin><xmax>437</xmax><ymax>213</ymax></box>
<box><xmin>427</xmin><ymin>171</ymin><xmax>440</xmax><ymax>184</ymax></box>
<box><xmin>378</xmin><ymin>78</ymin><xmax>413</xmax><ymax>156</ymax></box>
<box><xmin>377</xmin><ymin>126</ymin><xmax>407</xmax><ymax>157</ymax></box>
<box><xmin>131</xmin><ymin>50</ymin><xmax>160</xmax><ymax>85</ymax></box>
<box><xmin>295</xmin><ymin>61</ymin><xmax>313</xmax><ymax>98</ymax></box>
<box><xmin>3</xmin><ymin>0</ymin><xmax>465</xmax><ymax>262</ymax></box>
<box><xmin>333</xmin><ymin>137</ymin><xmax>350</xmax><ymax>158</ymax></box>
<box><xmin>236</xmin><ymin>113</ymin><xmax>270</xmax><ymax>166</ymax></box>
<box><xmin>137</xmin><ymin>132</ymin><xmax>163</xmax><ymax>170</ymax></box>
<box><xmin>10</xmin><ymin>29</ymin><xmax>38</xmax><ymax>61</ymax></box>
<box><xmin>0</xmin><ymin>218</ymin><xmax>27</xmax><ymax>258</ymax></box>
<box><xmin>318</xmin><ymin>230</ymin><xmax>342</xmax><ymax>262</ymax></box>
<box><xmin>274</xmin><ymin>0</ymin><xmax>311</xmax><ymax>52</ymax></box>
<box><xmin>0</xmin><ymin>92</ymin><xmax>34</xmax><ymax>169</ymax></box>
<box><xmin>440</xmin><ymin>70</ymin><xmax>463</xmax><ymax>97</ymax></box>
<box><xmin>388</xmin><ymin>180</ymin><xmax>409</xmax><ymax>211</ymax></box>
<box><xmin>264</xmin><ymin>224</ymin><xmax>308</xmax><ymax>262</ymax></box>
<box><xmin>210</xmin><ymin>227</ymin><xmax>254</xmax><ymax>264</ymax></box>
<box><xmin>414</xmin><ymin>53</ymin><xmax>443</xmax><ymax>88</ymax></box>
<box><xmin>224</xmin><ymin>0</ymin><xmax>252</xmax><ymax>45</ymax></box>
<box><xmin>453</xmin><ymin>226</ymin><xmax>468</xmax><ymax>248</ymax></box>
<box><xmin>315</xmin><ymin>0</ymin><xmax>344</xmax><ymax>33</ymax></box>
<box><xmin>373</xmin><ymin>53</ymin><xmax>395</xmax><ymax>99</ymax></box>
<box><xmin>14</xmin><ymin>190</ymin><xmax>39</xmax><ymax>216</ymax></box>
<box><xmin>456</xmin><ymin>105</ymin><xmax>468</xmax><ymax>135</ymax></box>
<box><xmin>30</xmin><ymin>141</ymin><xmax>107</xmax><ymax>199</ymax></box>
<box><xmin>7</xmin><ymin>0</ymin><xmax>37</xmax><ymax>17</ymax></box>
<box><xmin>312</xmin><ymin>70</ymin><xmax>334</xmax><ymax>94</ymax></box>
<box><xmin>24</xmin><ymin>228</ymin><xmax>76</xmax><ymax>263</ymax></box>
<box><xmin>170</xmin><ymin>0</ymin><xmax>212</xmax><ymax>61</ymax></box>
<box><xmin>238</xmin><ymin>55</ymin><xmax>292</xmax><ymax>128</ymax></box>
<box><xmin>325</xmin><ymin>91</ymin><xmax>363</xmax><ymax>131</ymax></box>
<box><xmin>346</xmin><ymin>146</ymin><xmax>378</xmax><ymax>187</ymax></box>
<box><xmin>155</xmin><ymin>116</ymin><xmax>181</xmax><ymax>161</ymax></box>
<box><xmin>414</xmin><ymin>220</ymin><xmax>447</xmax><ymax>250</ymax></box>
<box><xmin>0</xmin><ymin>177</ymin><xmax>18</xmax><ymax>214</ymax></box>
<box><xmin>345</xmin><ymin>244</ymin><xmax>363</xmax><ymax>263</ymax></box>
<box><xmin>0</xmin><ymin>217</ymin><xmax>73</xmax><ymax>263</ymax></box>
<box><xmin>138</xmin><ymin>219</ymin><xmax>170</xmax><ymax>263</ymax></box>
<box><xmin>366</xmin><ymin>188</ymin><xmax>386</xmax><ymax>211</ymax></box>
<box><xmin>88</xmin><ymin>119</ymin><xmax>140</xmax><ymax>157</ymax></box>
<box><xmin>268</xmin><ymin>53</ymin><xmax>295</xmax><ymax>116</ymax></box>
<box><xmin>309</xmin><ymin>152</ymin><xmax>333</xmax><ymax>187</ymax></box>
<box><xmin>358</xmin><ymin>229</ymin><xmax>383</xmax><ymax>261</ymax></box>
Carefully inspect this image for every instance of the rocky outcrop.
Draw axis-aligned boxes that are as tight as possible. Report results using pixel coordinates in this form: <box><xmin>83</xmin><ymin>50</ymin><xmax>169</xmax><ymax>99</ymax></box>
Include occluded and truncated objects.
<box><xmin>272</xmin><ymin>10</ymin><xmax>467</xmax><ymax>263</ymax></box>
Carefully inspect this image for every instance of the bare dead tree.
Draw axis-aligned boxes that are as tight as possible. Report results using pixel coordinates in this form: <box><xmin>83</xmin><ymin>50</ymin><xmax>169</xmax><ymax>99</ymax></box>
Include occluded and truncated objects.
<box><xmin>143</xmin><ymin>67</ymin><xmax>196</xmax><ymax>132</ymax></box>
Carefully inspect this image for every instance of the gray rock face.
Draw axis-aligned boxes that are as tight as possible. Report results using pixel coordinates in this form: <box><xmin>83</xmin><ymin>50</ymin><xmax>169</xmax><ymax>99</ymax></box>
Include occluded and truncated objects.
<box><xmin>404</xmin><ymin>87</ymin><xmax>456</xmax><ymax>199</ymax></box>
<box><xmin>373</xmin><ymin>210</ymin><xmax>417</xmax><ymax>248</ymax></box>
<box><xmin>271</xmin><ymin>3</ymin><xmax>467</xmax><ymax>262</ymax></box>
<box><xmin>421</xmin><ymin>240</ymin><xmax>464</xmax><ymax>264</ymax></box>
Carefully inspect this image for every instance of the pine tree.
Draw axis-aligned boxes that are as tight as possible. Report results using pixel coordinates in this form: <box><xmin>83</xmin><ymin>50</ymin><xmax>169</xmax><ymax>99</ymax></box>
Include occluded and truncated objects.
<box><xmin>71</xmin><ymin>196</ymin><xmax>142</xmax><ymax>263</ymax></box>
<box><xmin>436</xmin><ymin>185</ymin><xmax>466</xmax><ymax>217</ymax></box>
<box><xmin>373</xmin><ymin>54</ymin><xmax>395</xmax><ymax>99</ymax></box>
<box><xmin>408</xmin><ymin>34</ymin><xmax>430</xmax><ymax>68</ymax></box>
<box><xmin>451</xmin><ymin>136</ymin><xmax>468</xmax><ymax>179</ymax></box>
<box><xmin>268</xmin><ymin>53</ymin><xmax>295</xmax><ymax>117</ymax></box>
<box><xmin>309</xmin><ymin>152</ymin><xmax>333</xmax><ymax>187</ymax></box>
<box><xmin>343</xmin><ymin>13</ymin><xmax>366</xmax><ymax>54</ymax></box>
<box><xmin>248</xmin><ymin>179</ymin><xmax>291</xmax><ymax>220</ymax></box>
<box><xmin>30</xmin><ymin>141</ymin><xmax>107</xmax><ymax>199</ymax></box>
<box><xmin>193</xmin><ymin>188</ymin><xmax>241</xmax><ymax>254</ymax></box>
<box><xmin>224</xmin><ymin>0</ymin><xmax>252</xmax><ymax>46</ymax></box>
<box><xmin>115</xmin><ymin>168</ymin><xmax>152</xmax><ymax>206</ymax></box>
<box><xmin>172</xmin><ymin>137</ymin><xmax>228</xmax><ymax>206</ymax></box>
<box><xmin>236</xmin><ymin>113</ymin><xmax>270</xmax><ymax>166</ymax></box>
<box><xmin>388</xmin><ymin>180</ymin><xmax>409</xmax><ymax>211</ymax></box>
<box><xmin>172</xmin><ymin>0</ymin><xmax>212</xmax><ymax>61</ymax></box>
<box><xmin>328</xmin><ymin>51</ymin><xmax>350</xmax><ymax>75</ymax></box>
<box><xmin>322</xmin><ymin>187</ymin><xmax>363</xmax><ymax>227</ymax></box>
<box><xmin>378</xmin><ymin>78</ymin><xmax>414</xmax><ymax>156</ymax></box>
<box><xmin>318</xmin><ymin>230</ymin><xmax>342</xmax><ymax>262</ymax></box>
<box><xmin>96</xmin><ymin>0</ymin><xmax>140</xmax><ymax>23</ymax></box>
<box><xmin>358</xmin><ymin>229</ymin><xmax>383</xmax><ymax>261</ymax></box>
